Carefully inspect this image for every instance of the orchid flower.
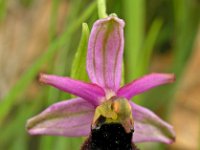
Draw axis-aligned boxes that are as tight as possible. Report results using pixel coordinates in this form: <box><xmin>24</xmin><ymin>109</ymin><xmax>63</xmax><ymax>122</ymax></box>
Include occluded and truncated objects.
<box><xmin>26</xmin><ymin>15</ymin><xmax>175</xmax><ymax>145</ymax></box>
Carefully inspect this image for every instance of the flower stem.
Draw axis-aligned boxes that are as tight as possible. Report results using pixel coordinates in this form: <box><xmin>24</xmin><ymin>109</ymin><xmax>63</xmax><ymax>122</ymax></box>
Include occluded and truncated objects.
<box><xmin>97</xmin><ymin>0</ymin><xmax>108</xmax><ymax>18</ymax></box>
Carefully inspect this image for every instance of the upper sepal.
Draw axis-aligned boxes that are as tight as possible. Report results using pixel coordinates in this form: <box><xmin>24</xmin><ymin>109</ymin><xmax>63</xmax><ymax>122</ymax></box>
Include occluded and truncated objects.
<box><xmin>87</xmin><ymin>15</ymin><xmax>125</xmax><ymax>92</ymax></box>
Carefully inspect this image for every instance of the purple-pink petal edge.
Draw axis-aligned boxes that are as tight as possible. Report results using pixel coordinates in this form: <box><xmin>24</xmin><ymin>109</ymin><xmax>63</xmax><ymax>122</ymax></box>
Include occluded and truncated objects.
<box><xmin>130</xmin><ymin>102</ymin><xmax>175</xmax><ymax>144</ymax></box>
<box><xmin>27</xmin><ymin>98</ymin><xmax>95</xmax><ymax>137</ymax></box>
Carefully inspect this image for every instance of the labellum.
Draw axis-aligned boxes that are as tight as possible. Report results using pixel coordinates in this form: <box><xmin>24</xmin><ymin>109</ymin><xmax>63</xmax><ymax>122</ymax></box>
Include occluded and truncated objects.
<box><xmin>81</xmin><ymin>123</ymin><xmax>138</xmax><ymax>150</ymax></box>
<box><xmin>81</xmin><ymin>97</ymin><xmax>138</xmax><ymax>150</ymax></box>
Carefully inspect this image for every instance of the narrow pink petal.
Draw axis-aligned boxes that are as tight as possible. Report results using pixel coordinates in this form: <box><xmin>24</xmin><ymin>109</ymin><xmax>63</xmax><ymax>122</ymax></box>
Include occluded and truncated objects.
<box><xmin>117</xmin><ymin>73</ymin><xmax>175</xmax><ymax>99</ymax></box>
<box><xmin>26</xmin><ymin>98</ymin><xmax>95</xmax><ymax>137</ymax></box>
<box><xmin>87</xmin><ymin>15</ymin><xmax>125</xmax><ymax>92</ymax></box>
<box><xmin>39</xmin><ymin>74</ymin><xmax>105</xmax><ymax>106</ymax></box>
<box><xmin>130</xmin><ymin>102</ymin><xmax>175</xmax><ymax>144</ymax></box>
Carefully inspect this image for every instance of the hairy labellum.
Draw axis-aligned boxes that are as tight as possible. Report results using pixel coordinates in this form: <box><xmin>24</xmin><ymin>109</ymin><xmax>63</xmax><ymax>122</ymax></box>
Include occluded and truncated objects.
<box><xmin>81</xmin><ymin>123</ymin><xmax>139</xmax><ymax>150</ymax></box>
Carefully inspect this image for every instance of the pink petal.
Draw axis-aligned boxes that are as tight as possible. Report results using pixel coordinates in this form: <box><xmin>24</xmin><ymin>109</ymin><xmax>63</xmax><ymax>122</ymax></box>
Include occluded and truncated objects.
<box><xmin>117</xmin><ymin>73</ymin><xmax>175</xmax><ymax>99</ymax></box>
<box><xmin>39</xmin><ymin>74</ymin><xmax>105</xmax><ymax>106</ymax></box>
<box><xmin>26</xmin><ymin>98</ymin><xmax>95</xmax><ymax>137</ymax></box>
<box><xmin>87</xmin><ymin>15</ymin><xmax>125</xmax><ymax>92</ymax></box>
<box><xmin>130</xmin><ymin>102</ymin><xmax>175</xmax><ymax>144</ymax></box>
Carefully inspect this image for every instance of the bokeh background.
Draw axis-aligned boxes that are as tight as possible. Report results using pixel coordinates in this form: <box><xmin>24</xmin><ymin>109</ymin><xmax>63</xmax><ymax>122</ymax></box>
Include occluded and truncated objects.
<box><xmin>0</xmin><ymin>0</ymin><xmax>200</xmax><ymax>149</ymax></box>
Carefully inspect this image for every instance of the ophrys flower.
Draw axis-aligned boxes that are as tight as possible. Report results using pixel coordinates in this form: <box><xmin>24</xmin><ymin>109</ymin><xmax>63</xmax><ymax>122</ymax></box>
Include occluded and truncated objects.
<box><xmin>26</xmin><ymin>15</ymin><xmax>175</xmax><ymax>146</ymax></box>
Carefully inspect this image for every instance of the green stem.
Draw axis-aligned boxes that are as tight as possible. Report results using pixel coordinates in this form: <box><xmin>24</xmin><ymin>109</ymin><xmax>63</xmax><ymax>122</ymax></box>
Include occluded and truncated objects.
<box><xmin>97</xmin><ymin>0</ymin><xmax>108</xmax><ymax>18</ymax></box>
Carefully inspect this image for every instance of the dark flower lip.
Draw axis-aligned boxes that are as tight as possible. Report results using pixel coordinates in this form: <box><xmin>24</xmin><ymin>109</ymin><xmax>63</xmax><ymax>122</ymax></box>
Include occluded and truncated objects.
<box><xmin>81</xmin><ymin>123</ymin><xmax>134</xmax><ymax>150</ymax></box>
<box><xmin>26</xmin><ymin>15</ymin><xmax>176</xmax><ymax>145</ymax></box>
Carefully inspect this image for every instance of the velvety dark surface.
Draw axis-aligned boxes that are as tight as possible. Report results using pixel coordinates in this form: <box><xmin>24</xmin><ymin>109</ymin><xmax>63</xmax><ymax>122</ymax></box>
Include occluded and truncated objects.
<box><xmin>81</xmin><ymin>123</ymin><xmax>139</xmax><ymax>150</ymax></box>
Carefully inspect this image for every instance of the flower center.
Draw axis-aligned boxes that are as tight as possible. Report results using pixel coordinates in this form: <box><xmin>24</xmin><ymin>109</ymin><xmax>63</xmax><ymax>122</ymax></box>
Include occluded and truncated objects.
<box><xmin>92</xmin><ymin>96</ymin><xmax>134</xmax><ymax>133</ymax></box>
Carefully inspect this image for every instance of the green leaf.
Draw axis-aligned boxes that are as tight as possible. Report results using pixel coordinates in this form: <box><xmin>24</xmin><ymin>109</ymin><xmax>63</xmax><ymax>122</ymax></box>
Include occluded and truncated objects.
<box><xmin>70</xmin><ymin>23</ymin><xmax>90</xmax><ymax>82</ymax></box>
<box><xmin>0</xmin><ymin>0</ymin><xmax>7</xmax><ymax>21</ymax></box>
<box><xmin>139</xmin><ymin>19</ymin><xmax>163</xmax><ymax>76</ymax></box>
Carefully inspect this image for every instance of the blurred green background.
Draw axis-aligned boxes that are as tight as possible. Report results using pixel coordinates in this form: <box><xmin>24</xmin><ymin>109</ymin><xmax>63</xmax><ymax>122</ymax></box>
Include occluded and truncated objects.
<box><xmin>0</xmin><ymin>0</ymin><xmax>199</xmax><ymax>149</ymax></box>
